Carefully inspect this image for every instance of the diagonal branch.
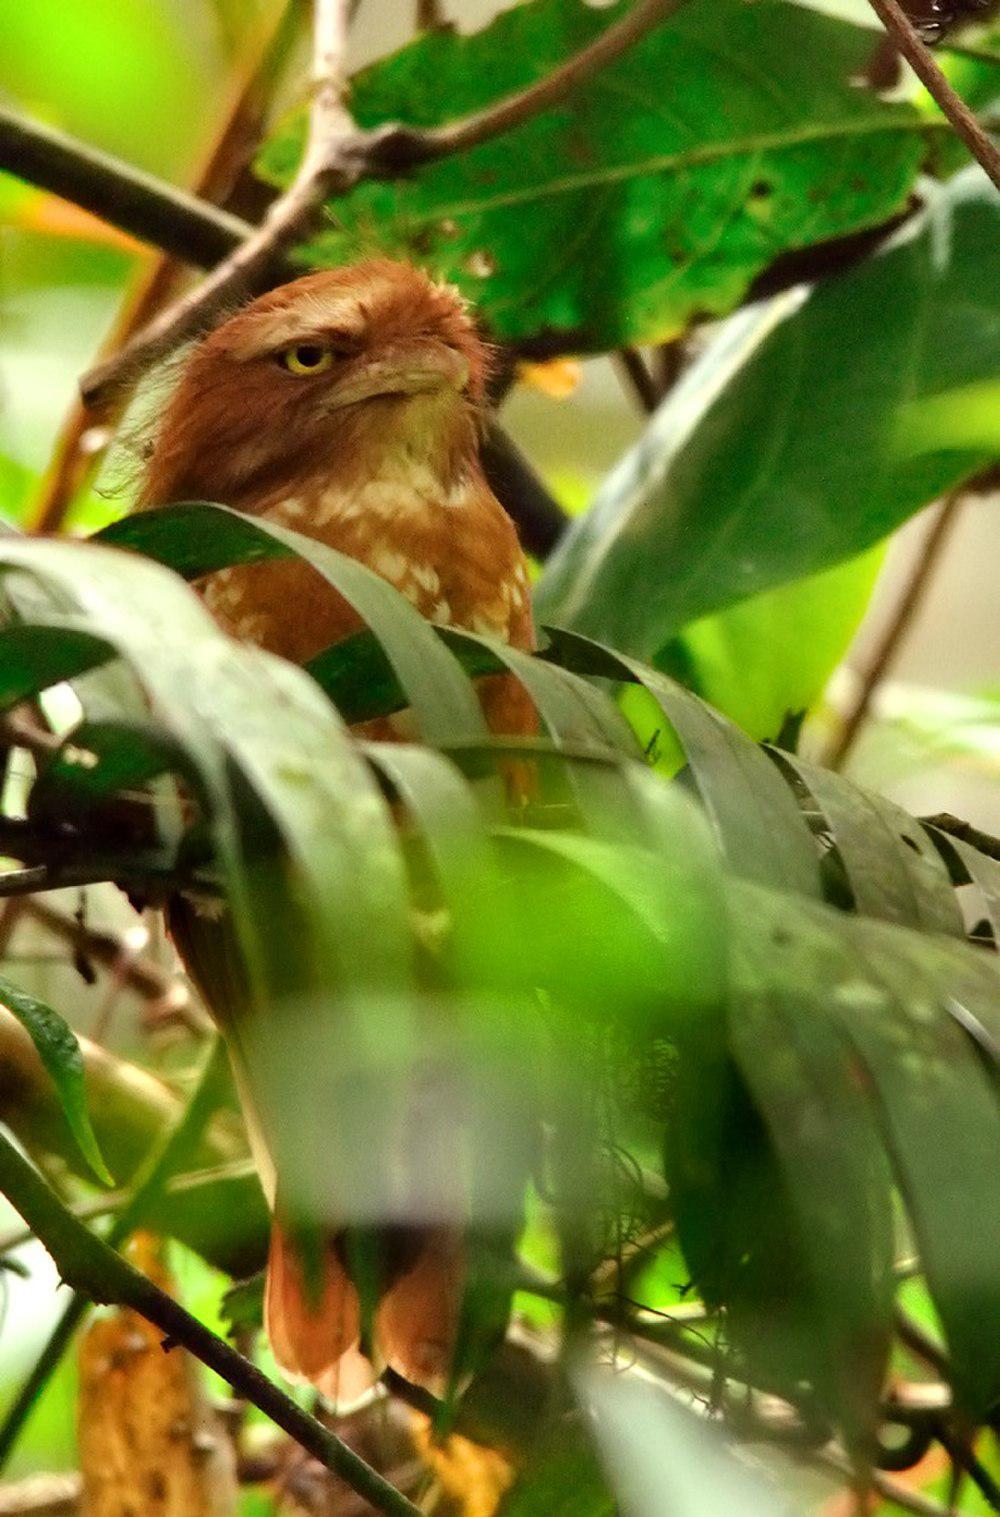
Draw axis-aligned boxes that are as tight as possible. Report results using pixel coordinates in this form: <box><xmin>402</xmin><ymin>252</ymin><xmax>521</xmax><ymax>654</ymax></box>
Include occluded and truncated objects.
<box><xmin>0</xmin><ymin>1039</ymin><xmax>228</xmax><ymax>1470</ymax></box>
<box><xmin>28</xmin><ymin>0</ymin><xmax>303</xmax><ymax>535</ymax></box>
<box><xmin>82</xmin><ymin>0</ymin><xmax>355</xmax><ymax>406</ymax></box>
<box><xmin>372</xmin><ymin>0</ymin><xmax>680</xmax><ymax>168</ymax></box>
<box><xmin>822</xmin><ymin>488</ymin><xmax>963</xmax><ymax>769</ymax></box>
<box><xmin>0</xmin><ymin>1127</ymin><xmax>421</xmax><ymax>1517</ymax></box>
<box><xmin>865</xmin><ymin>0</ymin><xmax>1000</xmax><ymax>191</ymax></box>
<box><xmin>0</xmin><ymin>106</ymin><xmax>250</xmax><ymax>269</ymax></box>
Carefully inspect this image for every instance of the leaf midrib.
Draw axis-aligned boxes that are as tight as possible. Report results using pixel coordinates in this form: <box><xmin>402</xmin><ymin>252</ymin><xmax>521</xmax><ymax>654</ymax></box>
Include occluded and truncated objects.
<box><xmin>335</xmin><ymin>113</ymin><xmax>939</xmax><ymax>226</ymax></box>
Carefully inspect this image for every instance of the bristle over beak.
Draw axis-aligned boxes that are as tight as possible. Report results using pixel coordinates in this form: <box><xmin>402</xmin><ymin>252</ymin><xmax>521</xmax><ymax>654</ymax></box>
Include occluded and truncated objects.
<box><xmin>327</xmin><ymin>342</ymin><xmax>470</xmax><ymax>410</ymax></box>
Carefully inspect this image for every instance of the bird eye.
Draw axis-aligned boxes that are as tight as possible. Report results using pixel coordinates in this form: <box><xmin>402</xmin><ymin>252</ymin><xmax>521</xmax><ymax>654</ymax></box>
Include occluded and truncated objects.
<box><xmin>281</xmin><ymin>343</ymin><xmax>334</xmax><ymax>376</ymax></box>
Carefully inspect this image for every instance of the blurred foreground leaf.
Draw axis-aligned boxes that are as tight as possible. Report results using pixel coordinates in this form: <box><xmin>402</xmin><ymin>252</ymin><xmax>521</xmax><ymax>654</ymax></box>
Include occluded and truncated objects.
<box><xmin>578</xmin><ymin>1358</ymin><xmax>797</xmax><ymax>1516</ymax></box>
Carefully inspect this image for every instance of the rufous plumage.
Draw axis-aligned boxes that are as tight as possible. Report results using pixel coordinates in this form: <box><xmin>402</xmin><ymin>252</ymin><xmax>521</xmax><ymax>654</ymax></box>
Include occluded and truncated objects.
<box><xmin>139</xmin><ymin>259</ymin><xmax>536</xmax><ymax>1401</ymax></box>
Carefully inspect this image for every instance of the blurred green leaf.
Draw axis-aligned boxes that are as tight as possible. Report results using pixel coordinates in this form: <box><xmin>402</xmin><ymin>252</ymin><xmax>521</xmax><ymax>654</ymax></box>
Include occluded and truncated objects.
<box><xmin>258</xmin><ymin>0</ymin><xmax>930</xmax><ymax>351</ymax></box>
<box><xmin>663</xmin><ymin>546</ymin><xmax>885</xmax><ymax>741</ymax></box>
<box><xmin>726</xmin><ymin>916</ymin><xmax>895</xmax><ymax>1441</ymax></box>
<box><xmin>578</xmin><ymin>1358</ymin><xmax>798</xmax><ymax>1516</ymax></box>
<box><xmin>535</xmin><ymin>170</ymin><xmax>1000</xmax><ymax>653</ymax></box>
<box><xmin>0</xmin><ymin>975</ymin><xmax>112</xmax><ymax>1185</ymax></box>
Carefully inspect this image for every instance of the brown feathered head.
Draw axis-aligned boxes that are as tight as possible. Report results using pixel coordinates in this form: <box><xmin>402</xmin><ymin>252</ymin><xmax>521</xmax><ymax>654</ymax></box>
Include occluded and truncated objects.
<box><xmin>140</xmin><ymin>260</ymin><xmax>489</xmax><ymax>510</ymax></box>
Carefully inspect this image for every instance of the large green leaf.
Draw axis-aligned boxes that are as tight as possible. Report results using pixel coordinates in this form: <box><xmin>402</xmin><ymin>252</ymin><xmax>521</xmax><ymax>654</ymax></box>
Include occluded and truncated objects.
<box><xmin>257</xmin><ymin>0</ymin><xmax>931</xmax><ymax>352</ymax></box>
<box><xmin>0</xmin><ymin>975</ymin><xmax>112</xmax><ymax>1184</ymax></box>
<box><xmin>535</xmin><ymin>170</ymin><xmax>1000</xmax><ymax>654</ymax></box>
<box><xmin>772</xmin><ymin>753</ymin><xmax>965</xmax><ymax>936</ymax></box>
<box><xmin>0</xmin><ymin>536</ymin><xmax>412</xmax><ymax>1228</ymax></box>
<box><xmin>661</xmin><ymin>546</ymin><xmax>884</xmax><ymax>741</ymax></box>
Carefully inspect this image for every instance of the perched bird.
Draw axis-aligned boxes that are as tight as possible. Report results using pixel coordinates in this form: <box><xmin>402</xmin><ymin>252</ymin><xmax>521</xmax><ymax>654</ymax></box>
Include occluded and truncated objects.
<box><xmin>139</xmin><ymin>260</ymin><xmax>536</xmax><ymax>1400</ymax></box>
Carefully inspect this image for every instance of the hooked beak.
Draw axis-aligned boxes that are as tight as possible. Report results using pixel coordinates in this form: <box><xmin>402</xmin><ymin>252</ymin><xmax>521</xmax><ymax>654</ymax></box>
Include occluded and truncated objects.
<box><xmin>327</xmin><ymin>341</ymin><xmax>469</xmax><ymax>409</ymax></box>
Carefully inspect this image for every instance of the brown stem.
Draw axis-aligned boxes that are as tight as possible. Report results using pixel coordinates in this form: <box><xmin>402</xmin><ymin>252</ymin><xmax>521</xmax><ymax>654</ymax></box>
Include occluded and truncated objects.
<box><xmin>22</xmin><ymin>899</ymin><xmax>201</xmax><ymax>1026</ymax></box>
<box><xmin>0</xmin><ymin>1129</ymin><xmax>420</xmax><ymax>1517</ymax></box>
<box><xmin>0</xmin><ymin>107</ymin><xmax>249</xmax><ymax>269</ymax></box>
<box><xmin>0</xmin><ymin>1474</ymin><xmax>80</xmax><ymax>1516</ymax></box>
<box><xmin>29</xmin><ymin>1</ymin><xmax>302</xmax><ymax>536</ymax></box>
<box><xmin>822</xmin><ymin>490</ymin><xmax>963</xmax><ymax>769</ymax></box>
<box><xmin>922</xmin><ymin>812</ymin><xmax>1000</xmax><ymax>864</ymax></box>
<box><xmin>416</xmin><ymin>0</ymin><xmax>444</xmax><ymax>26</ymax></box>
<box><xmin>865</xmin><ymin>0</ymin><xmax>1000</xmax><ymax>191</ymax></box>
<box><xmin>614</xmin><ymin>347</ymin><xmax>661</xmax><ymax>415</ymax></box>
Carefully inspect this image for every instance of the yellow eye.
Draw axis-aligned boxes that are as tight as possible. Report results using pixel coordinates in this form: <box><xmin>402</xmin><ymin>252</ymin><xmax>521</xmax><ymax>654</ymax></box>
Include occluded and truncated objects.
<box><xmin>281</xmin><ymin>343</ymin><xmax>334</xmax><ymax>376</ymax></box>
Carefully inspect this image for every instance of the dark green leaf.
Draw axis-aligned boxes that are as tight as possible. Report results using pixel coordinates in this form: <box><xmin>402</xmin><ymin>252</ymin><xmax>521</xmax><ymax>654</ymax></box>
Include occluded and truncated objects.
<box><xmin>535</xmin><ymin>171</ymin><xmax>1000</xmax><ymax>652</ymax></box>
<box><xmin>544</xmin><ymin>627</ymin><xmax>822</xmax><ymax>896</ymax></box>
<box><xmin>926</xmin><ymin>824</ymin><xmax>1000</xmax><ymax>947</ymax></box>
<box><xmin>259</xmin><ymin>0</ymin><xmax>931</xmax><ymax>352</ymax></box>
<box><xmin>773</xmin><ymin>752</ymin><xmax>965</xmax><ymax>934</ymax></box>
<box><xmin>726</xmin><ymin>901</ymin><xmax>895</xmax><ymax>1441</ymax></box>
<box><xmin>0</xmin><ymin>623</ymin><xmax>112</xmax><ymax>709</ymax></box>
<box><xmin>0</xmin><ymin>975</ymin><xmax>112</xmax><ymax>1184</ymax></box>
<box><xmin>97</xmin><ymin>502</ymin><xmax>487</xmax><ymax>747</ymax></box>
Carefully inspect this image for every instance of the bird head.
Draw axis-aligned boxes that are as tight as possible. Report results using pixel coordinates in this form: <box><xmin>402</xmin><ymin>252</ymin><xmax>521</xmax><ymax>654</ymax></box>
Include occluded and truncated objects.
<box><xmin>141</xmin><ymin>260</ymin><xmax>490</xmax><ymax>508</ymax></box>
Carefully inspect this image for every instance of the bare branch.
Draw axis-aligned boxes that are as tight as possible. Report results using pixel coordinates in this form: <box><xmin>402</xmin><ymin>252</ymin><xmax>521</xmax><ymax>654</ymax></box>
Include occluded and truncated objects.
<box><xmin>865</xmin><ymin>0</ymin><xmax>1000</xmax><ymax>192</ymax></box>
<box><xmin>822</xmin><ymin>489</ymin><xmax>963</xmax><ymax>769</ymax></box>
<box><xmin>0</xmin><ymin>1129</ymin><xmax>421</xmax><ymax>1517</ymax></box>
<box><xmin>23</xmin><ymin>899</ymin><xmax>200</xmax><ymax>1023</ymax></box>
<box><xmin>0</xmin><ymin>106</ymin><xmax>250</xmax><ymax>269</ymax></box>
<box><xmin>0</xmin><ymin>1474</ymin><xmax>80</xmax><ymax>1517</ymax></box>
<box><xmin>0</xmin><ymin>1040</ymin><xmax>228</xmax><ymax>1469</ymax></box>
<box><xmin>614</xmin><ymin>348</ymin><xmax>660</xmax><ymax>415</ymax></box>
<box><xmin>416</xmin><ymin>0</ymin><xmax>445</xmax><ymax>27</ymax></box>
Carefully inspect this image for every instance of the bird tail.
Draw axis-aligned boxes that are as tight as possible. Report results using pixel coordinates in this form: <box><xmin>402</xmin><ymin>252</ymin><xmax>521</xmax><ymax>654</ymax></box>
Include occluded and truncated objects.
<box><xmin>265</xmin><ymin>1218</ymin><xmax>463</xmax><ymax>1406</ymax></box>
<box><xmin>168</xmin><ymin>893</ymin><xmax>467</xmax><ymax>1402</ymax></box>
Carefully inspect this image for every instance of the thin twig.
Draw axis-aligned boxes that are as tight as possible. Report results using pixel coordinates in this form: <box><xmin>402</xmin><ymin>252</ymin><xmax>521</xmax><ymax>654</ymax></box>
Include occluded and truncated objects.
<box><xmin>922</xmin><ymin>812</ymin><xmax>1000</xmax><ymax>865</ymax></box>
<box><xmin>375</xmin><ymin>0</ymin><xmax>681</xmax><ymax>168</ymax></box>
<box><xmin>935</xmin><ymin>1425</ymin><xmax>1000</xmax><ymax>1509</ymax></box>
<box><xmin>23</xmin><ymin>899</ymin><xmax>197</xmax><ymax>1022</ymax></box>
<box><xmin>0</xmin><ymin>1473</ymin><xmax>80</xmax><ymax>1516</ymax></box>
<box><xmin>0</xmin><ymin>1039</ymin><xmax>227</xmax><ymax>1470</ymax></box>
<box><xmin>416</xmin><ymin>0</ymin><xmax>445</xmax><ymax>27</ymax></box>
<box><xmin>822</xmin><ymin>490</ymin><xmax>964</xmax><ymax>769</ymax></box>
<box><xmin>0</xmin><ymin>1129</ymin><xmax>420</xmax><ymax>1517</ymax></box>
<box><xmin>614</xmin><ymin>347</ymin><xmax>661</xmax><ymax>415</ymax></box>
<box><xmin>865</xmin><ymin>0</ymin><xmax>1000</xmax><ymax>193</ymax></box>
<box><xmin>81</xmin><ymin>0</ymin><xmax>683</xmax><ymax>407</ymax></box>
<box><xmin>480</xmin><ymin>425</ymin><xmax>568</xmax><ymax>558</ymax></box>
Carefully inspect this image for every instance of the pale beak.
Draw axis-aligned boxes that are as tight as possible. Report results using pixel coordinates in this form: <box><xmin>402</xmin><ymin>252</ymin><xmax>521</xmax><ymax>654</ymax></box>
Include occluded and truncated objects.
<box><xmin>328</xmin><ymin>341</ymin><xmax>469</xmax><ymax>409</ymax></box>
